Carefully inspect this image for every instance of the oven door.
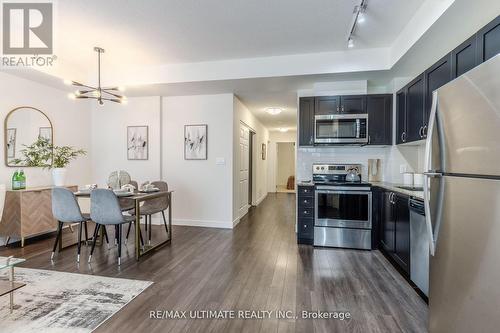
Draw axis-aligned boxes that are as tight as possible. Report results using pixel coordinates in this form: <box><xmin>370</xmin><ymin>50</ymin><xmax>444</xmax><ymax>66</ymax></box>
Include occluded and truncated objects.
<box><xmin>314</xmin><ymin>114</ymin><xmax>368</xmax><ymax>144</ymax></box>
<box><xmin>315</xmin><ymin>188</ymin><xmax>372</xmax><ymax>229</ymax></box>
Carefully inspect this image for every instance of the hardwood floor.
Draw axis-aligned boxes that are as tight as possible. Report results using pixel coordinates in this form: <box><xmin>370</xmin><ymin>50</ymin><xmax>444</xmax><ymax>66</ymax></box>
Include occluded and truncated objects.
<box><xmin>0</xmin><ymin>193</ymin><xmax>428</xmax><ymax>333</ymax></box>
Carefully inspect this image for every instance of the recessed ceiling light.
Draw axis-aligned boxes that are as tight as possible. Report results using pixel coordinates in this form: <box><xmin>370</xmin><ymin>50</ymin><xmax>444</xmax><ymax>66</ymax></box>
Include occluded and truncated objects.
<box><xmin>266</xmin><ymin>107</ymin><xmax>283</xmax><ymax>115</ymax></box>
<box><xmin>279</xmin><ymin>128</ymin><xmax>288</xmax><ymax>132</ymax></box>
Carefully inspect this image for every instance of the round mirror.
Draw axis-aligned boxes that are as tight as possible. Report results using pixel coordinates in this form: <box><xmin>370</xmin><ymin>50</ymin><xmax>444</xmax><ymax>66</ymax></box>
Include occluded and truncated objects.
<box><xmin>4</xmin><ymin>106</ymin><xmax>53</xmax><ymax>167</ymax></box>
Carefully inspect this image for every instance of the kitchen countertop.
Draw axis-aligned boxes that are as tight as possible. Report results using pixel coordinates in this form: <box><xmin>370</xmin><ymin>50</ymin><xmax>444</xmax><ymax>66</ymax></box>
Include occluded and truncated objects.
<box><xmin>297</xmin><ymin>181</ymin><xmax>424</xmax><ymax>199</ymax></box>
<box><xmin>297</xmin><ymin>181</ymin><xmax>314</xmax><ymax>187</ymax></box>
<box><xmin>371</xmin><ymin>181</ymin><xmax>424</xmax><ymax>199</ymax></box>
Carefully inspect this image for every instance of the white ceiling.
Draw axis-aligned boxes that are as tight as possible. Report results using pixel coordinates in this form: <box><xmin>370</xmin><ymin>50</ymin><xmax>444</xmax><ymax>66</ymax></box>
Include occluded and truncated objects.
<box><xmin>55</xmin><ymin>0</ymin><xmax>425</xmax><ymax>70</ymax></box>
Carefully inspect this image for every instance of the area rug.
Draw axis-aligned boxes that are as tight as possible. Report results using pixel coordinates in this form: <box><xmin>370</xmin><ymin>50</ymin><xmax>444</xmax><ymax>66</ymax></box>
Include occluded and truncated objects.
<box><xmin>0</xmin><ymin>267</ymin><xmax>152</xmax><ymax>333</ymax></box>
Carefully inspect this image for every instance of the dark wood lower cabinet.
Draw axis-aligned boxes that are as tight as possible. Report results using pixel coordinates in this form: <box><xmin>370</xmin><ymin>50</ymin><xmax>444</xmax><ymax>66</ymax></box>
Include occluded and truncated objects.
<box><xmin>297</xmin><ymin>185</ymin><xmax>314</xmax><ymax>245</ymax></box>
<box><xmin>393</xmin><ymin>193</ymin><xmax>410</xmax><ymax>275</ymax></box>
<box><xmin>377</xmin><ymin>188</ymin><xmax>410</xmax><ymax>276</ymax></box>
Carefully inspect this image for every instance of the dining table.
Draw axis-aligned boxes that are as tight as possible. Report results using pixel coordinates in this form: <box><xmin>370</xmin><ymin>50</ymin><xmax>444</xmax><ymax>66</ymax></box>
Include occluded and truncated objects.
<box><xmin>74</xmin><ymin>189</ymin><xmax>173</xmax><ymax>260</ymax></box>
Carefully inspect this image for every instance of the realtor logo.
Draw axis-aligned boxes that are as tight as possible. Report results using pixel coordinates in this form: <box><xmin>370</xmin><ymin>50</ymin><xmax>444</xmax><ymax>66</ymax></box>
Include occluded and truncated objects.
<box><xmin>2</xmin><ymin>2</ymin><xmax>53</xmax><ymax>54</ymax></box>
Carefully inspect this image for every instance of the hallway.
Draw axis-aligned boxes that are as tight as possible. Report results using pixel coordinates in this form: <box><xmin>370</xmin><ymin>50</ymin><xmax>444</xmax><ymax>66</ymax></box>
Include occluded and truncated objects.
<box><xmin>0</xmin><ymin>193</ymin><xmax>427</xmax><ymax>333</ymax></box>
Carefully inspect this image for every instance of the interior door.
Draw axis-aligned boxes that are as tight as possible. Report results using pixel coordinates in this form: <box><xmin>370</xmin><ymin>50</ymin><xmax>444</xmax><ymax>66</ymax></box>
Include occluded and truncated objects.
<box><xmin>239</xmin><ymin>124</ymin><xmax>250</xmax><ymax>218</ymax></box>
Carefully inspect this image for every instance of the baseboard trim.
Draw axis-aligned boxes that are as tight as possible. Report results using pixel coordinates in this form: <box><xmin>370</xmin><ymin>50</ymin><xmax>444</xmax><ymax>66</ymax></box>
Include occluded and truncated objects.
<box><xmin>254</xmin><ymin>193</ymin><xmax>268</xmax><ymax>206</ymax></box>
<box><xmin>150</xmin><ymin>216</ymin><xmax>233</xmax><ymax>229</ymax></box>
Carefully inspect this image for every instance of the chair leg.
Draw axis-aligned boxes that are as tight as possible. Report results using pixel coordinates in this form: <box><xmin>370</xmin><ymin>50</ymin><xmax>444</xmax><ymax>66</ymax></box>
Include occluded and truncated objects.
<box><xmin>77</xmin><ymin>221</ymin><xmax>83</xmax><ymax>263</ymax></box>
<box><xmin>102</xmin><ymin>226</ymin><xmax>110</xmax><ymax>249</ymax></box>
<box><xmin>88</xmin><ymin>224</ymin><xmax>100</xmax><ymax>263</ymax></box>
<box><xmin>118</xmin><ymin>224</ymin><xmax>122</xmax><ymax>265</ymax></box>
<box><xmin>5</xmin><ymin>236</ymin><xmax>10</xmax><ymax>246</ymax></box>
<box><xmin>145</xmin><ymin>216</ymin><xmax>148</xmax><ymax>232</ymax></box>
<box><xmin>125</xmin><ymin>222</ymin><xmax>132</xmax><ymax>244</ymax></box>
<box><xmin>161</xmin><ymin>210</ymin><xmax>169</xmax><ymax>234</ymax></box>
<box><xmin>51</xmin><ymin>221</ymin><xmax>63</xmax><ymax>260</ymax></box>
<box><xmin>84</xmin><ymin>221</ymin><xmax>89</xmax><ymax>243</ymax></box>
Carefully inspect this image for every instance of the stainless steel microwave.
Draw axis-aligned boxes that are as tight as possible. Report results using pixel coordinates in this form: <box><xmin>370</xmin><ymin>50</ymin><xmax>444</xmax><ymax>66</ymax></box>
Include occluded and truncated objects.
<box><xmin>314</xmin><ymin>114</ymin><xmax>368</xmax><ymax>144</ymax></box>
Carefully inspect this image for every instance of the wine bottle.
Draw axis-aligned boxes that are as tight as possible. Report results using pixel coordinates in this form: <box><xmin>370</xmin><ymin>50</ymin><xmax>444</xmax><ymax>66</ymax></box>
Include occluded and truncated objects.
<box><xmin>19</xmin><ymin>169</ymin><xmax>26</xmax><ymax>189</ymax></box>
<box><xmin>12</xmin><ymin>169</ymin><xmax>20</xmax><ymax>190</ymax></box>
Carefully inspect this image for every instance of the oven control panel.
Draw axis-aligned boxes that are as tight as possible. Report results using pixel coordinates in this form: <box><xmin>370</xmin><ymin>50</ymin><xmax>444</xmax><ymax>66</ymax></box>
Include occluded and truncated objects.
<box><xmin>313</xmin><ymin>164</ymin><xmax>361</xmax><ymax>175</ymax></box>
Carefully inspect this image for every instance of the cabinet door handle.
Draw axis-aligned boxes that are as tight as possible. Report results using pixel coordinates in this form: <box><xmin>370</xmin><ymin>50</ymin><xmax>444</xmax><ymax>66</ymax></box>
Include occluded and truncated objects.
<box><xmin>341</xmin><ymin>105</ymin><xmax>345</xmax><ymax>112</ymax></box>
<box><xmin>303</xmin><ymin>224</ymin><xmax>308</xmax><ymax>228</ymax></box>
<box><xmin>401</xmin><ymin>132</ymin><xmax>406</xmax><ymax>142</ymax></box>
<box><xmin>336</xmin><ymin>106</ymin><xmax>339</xmax><ymax>112</ymax></box>
<box><xmin>368</xmin><ymin>135</ymin><xmax>371</xmax><ymax>144</ymax></box>
<box><xmin>423</xmin><ymin>125</ymin><xmax>428</xmax><ymax>137</ymax></box>
<box><xmin>419</xmin><ymin>126</ymin><xmax>424</xmax><ymax>138</ymax></box>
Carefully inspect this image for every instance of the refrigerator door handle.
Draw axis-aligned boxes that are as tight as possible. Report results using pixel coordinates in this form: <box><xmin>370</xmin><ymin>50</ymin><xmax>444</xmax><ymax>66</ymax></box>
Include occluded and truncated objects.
<box><xmin>424</xmin><ymin>91</ymin><xmax>442</xmax><ymax>256</ymax></box>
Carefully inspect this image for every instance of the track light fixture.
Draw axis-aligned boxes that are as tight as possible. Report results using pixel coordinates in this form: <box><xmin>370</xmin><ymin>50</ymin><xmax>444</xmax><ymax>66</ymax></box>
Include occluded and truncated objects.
<box><xmin>65</xmin><ymin>47</ymin><xmax>126</xmax><ymax>105</ymax></box>
<box><xmin>347</xmin><ymin>0</ymin><xmax>368</xmax><ymax>49</ymax></box>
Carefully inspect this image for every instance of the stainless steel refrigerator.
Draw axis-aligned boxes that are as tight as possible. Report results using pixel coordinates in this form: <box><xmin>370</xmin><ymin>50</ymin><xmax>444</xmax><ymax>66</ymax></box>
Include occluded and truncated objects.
<box><xmin>424</xmin><ymin>54</ymin><xmax>500</xmax><ymax>333</ymax></box>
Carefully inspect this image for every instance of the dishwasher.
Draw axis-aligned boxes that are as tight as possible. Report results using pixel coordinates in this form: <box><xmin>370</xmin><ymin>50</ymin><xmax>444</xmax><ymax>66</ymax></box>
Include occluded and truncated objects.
<box><xmin>409</xmin><ymin>197</ymin><xmax>429</xmax><ymax>296</ymax></box>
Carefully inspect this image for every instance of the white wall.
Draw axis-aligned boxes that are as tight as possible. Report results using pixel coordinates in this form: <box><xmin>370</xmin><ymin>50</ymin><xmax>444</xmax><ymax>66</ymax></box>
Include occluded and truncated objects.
<box><xmin>0</xmin><ymin>72</ymin><xmax>92</xmax><ymax>188</ymax></box>
<box><xmin>88</xmin><ymin>93</ymin><xmax>269</xmax><ymax>230</ymax></box>
<box><xmin>233</xmin><ymin>96</ymin><xmax>269</xmax><ymax>224</ymax></box>
<box><xmin>267</xmin><ymin>130</ymin><xmax>296</xmax><ymax>192</ymax></box>
<box><xmin>90</xmin><ymin>96</ymin><xmax>161</xmax><ymax>186</ymax></box>
<box><xmin>0</xmin><ymin>72</ymin><xmax>92</xmax><ymax>245</ymax></box>
<box><xmin>163</xmin><ymin>94</ymin><xmax>234</xmax><ymax>228</ymax></box>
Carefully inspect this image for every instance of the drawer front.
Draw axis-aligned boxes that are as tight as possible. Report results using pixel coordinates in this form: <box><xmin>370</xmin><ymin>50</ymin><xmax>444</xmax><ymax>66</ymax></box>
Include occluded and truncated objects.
<box><xmin>21</xmin><ymin>190</ymin><xmax>57</xmax><ymax>237</ymax></box>
<box><xmin>298</xmin><ymin>207</ymin><xmax>314</xmax><ymax>218</ymax></box>
<box><xmin>313</xmin><ymin>227</ymin><xmax>371</xmax><ymax>249</ymax></box>
<box><xmin>298</xmin><ymin>218</ymin><xmax>314</xmax><ymax>238</ymax></box>
<box><xmin>298</xmin><ymin>196</ymin><xmax>314</xmax><ymax>208</ymax></box>
<box><xmin>298</xmin><ymin>186</ymin><xmax>314</xmax><ymax>197</ymax></box>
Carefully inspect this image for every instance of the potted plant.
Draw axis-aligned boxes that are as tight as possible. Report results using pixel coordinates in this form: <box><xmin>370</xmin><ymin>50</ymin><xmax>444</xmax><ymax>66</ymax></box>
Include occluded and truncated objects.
<box><xmin>11</xmin><ymin>137</ymin><xmax>53</xmax><ymax>167</ymax></box>
<box><xmin>51</xmin><ymin>145</ymin><xmax>87</xmax><ymax>186</ymax></box>
<box><xmin>13</xmin><ymin>138</ymin><xmax>86</xmax><ymax>186</ymax></box>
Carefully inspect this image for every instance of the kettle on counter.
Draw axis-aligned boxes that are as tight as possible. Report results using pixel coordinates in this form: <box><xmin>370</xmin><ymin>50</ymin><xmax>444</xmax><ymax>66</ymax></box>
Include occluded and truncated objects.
<box><xmin>345</xmin><ymin>166</ymin><xmax>361</xmax><ymax>182</ymax></box>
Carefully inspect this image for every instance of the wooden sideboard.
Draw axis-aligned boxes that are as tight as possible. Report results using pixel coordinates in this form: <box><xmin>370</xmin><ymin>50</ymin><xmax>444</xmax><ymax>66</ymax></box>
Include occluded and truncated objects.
<box><xmin>0</xmin><ymin>185</ymin><xmax>77</xmax><ymax>247</ymax></box>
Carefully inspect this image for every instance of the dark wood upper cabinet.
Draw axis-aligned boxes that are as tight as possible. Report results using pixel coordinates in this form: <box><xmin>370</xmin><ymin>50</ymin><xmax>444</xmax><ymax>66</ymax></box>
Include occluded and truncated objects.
<box><xmin>396</xmin><ymin>89</ymin><xmax>407</xmax><ymax>144</ymax></box>
<box><xmin>298</xmin><ymin>97</ymin><xmax>314</xmax><ymax>147</ymax></box>
<box><xmin>314</xmin><ymin>96</ymin><xmax>340</xmax><ymax>115</ymax></box>
<box><xmin>477</xmin><ymin>15</ymin><xmax>500</xmax><ymax>63</ymax></box>
<box><xmin>367</xmin><ymin>94</ymin><xmax>392</xmax><ymax>145</ymax></box>
<box><xmin>340</xmin><ymin>95</ymin><xmax>367</xmax><ymax>114</ymax></box>
<box><xmin>406</xmin><ymin>74</ymin><xmax>425</xmax><ymax>143</ymax></box>
<box><xmin>424</xmin><ymin>53</ymin><xmax>452</xmax><ymax>138</ymax></box>
<box><xmin>452</xmin><ymin>35</ymin><xmax>478</xmax><ymax>78</ymax></box>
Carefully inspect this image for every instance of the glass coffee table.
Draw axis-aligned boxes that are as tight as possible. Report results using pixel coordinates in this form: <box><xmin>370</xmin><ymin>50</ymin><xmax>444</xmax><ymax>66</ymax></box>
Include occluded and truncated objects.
<box><xmin>0</xmin><ymin>256</ymin><xmax>26</xmax><ymax>313</ymax></box>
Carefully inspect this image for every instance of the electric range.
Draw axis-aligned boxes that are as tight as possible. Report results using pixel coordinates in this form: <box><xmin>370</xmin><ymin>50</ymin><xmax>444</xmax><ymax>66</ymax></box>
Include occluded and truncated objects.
<box><xmin>312</xmin><ymin>163</ymin><xmax>372</xmax><ymax>250</ymax></box>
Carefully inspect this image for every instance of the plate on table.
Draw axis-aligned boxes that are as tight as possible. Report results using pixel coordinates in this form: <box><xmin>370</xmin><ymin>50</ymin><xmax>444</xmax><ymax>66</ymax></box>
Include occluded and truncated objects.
<box><xmin>113</xmin><ymin>190</ymin><xmax>134</xmax><ymax>197</ymax></box>
<box><xmin>139</xmin><ymin>188</ymin><xmax>160</xmax><ymax>193</ymax></box>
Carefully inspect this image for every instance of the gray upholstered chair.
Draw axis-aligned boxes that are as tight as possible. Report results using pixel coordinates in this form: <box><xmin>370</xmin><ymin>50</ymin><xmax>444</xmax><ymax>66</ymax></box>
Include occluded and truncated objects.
<box><xmin>89</xmin><ymin>189</ymin><xmax>135</xmax><ymax>265</ymax></box>
<box><xmin>51</xmin><ymin>187</ymin><xmax>90</xmax><ymax>262</ymax></box>
<box><xmin>119</xmin><ymin>180</ymin><xmax>138</xmax><ymax>212</ymax></box>
<box><xmin>126</xmin><ymin>181</ymin><xmax>170</xmax><ymax>244</ymax></box>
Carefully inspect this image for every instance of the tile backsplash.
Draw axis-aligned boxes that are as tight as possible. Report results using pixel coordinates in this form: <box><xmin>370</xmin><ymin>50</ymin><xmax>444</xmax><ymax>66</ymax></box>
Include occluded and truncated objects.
<box><xmin>297</xmin><ymin>145</ymin><xmax>423</xmax><ymax>183</ymax></box>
